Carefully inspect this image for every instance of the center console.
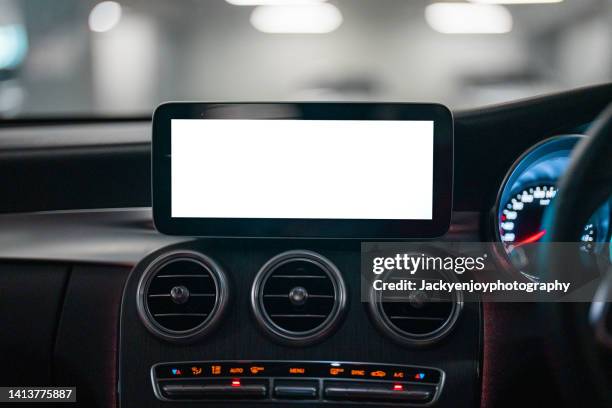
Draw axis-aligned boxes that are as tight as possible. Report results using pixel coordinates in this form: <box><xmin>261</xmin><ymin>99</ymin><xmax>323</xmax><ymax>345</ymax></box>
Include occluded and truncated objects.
<box><xmin>118</xmin><ymin>240</ymin><xmax>481</xmax><ymax>407</ymax></box>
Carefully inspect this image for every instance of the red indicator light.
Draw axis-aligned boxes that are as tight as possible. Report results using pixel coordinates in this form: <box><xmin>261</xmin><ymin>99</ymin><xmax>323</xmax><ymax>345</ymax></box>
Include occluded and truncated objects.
<box><xmin>231</xmin><ymin>379</ymin><xmax>241</xmax><ymax>387</ymax></box>
<box><xmin>393</xmin><ymin>384</ymin><xmax>403</xmax><ymax>391</ymax></box>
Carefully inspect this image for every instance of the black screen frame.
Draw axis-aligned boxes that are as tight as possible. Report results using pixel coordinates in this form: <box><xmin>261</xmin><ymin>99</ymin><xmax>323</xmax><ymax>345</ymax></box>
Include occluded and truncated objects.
<box><xmin>152</xmin><ymin>102</ymin><xmax>453</xmax><ymax>239</ymax></box>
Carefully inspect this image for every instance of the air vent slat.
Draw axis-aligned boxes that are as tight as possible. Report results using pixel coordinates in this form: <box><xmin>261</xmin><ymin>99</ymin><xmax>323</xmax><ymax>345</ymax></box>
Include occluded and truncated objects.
<box><xmin>148</xmin><ymin>293</ymin><xmax>216</xmax><ymax>298</ymax></box>
<box><xmin>153</xmin><ymin>313</ymin><xmax>208</xmax><ymax>317</ymax></box>
<box><xmin>155</xmin><ymin>274</ymin><xmax>211</xmax><ymax>278</ymax></box>
<box><xmin>389</xmin><ymin>316</ymin><xmax>446</xmax><ymax>321</ymax></box>
<box><xmin>252</xmin><ymin>251</ymin><xmax>347</xmax><ymax>346</ymax></box>
<box><xmin>137</xmin><ymin>252</ymin><xmax>229</xmax><ymax>343</ymax></box>
<box><xmin>263</xmin><ymin>294</ymin><xmax>334</xmax><ymax>299</ymax></box>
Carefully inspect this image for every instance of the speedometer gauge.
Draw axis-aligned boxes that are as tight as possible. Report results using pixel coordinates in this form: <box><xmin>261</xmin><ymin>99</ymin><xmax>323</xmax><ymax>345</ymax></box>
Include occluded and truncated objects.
<box><xmin>494</xmin><ymin>135</ymin><xmax>610</xmax><ymax>280</ymax></box>
<box><xmin>500</xmin><ymin>184</ymin><xmax>596</xmax><ymax>252</ymax></box>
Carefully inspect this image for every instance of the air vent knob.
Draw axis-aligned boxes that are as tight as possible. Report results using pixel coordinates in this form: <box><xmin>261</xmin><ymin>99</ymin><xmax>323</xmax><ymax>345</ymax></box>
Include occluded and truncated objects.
<box><xmin>408</xmin><ymin>291</ymin><xmax>428</xmax><ymax>309</ymax></box>
<box><xmin>289</xmin><ymin>286</ymin><xmax>308</xmax><ymax>306</ymax></box>
<box><xmin>170</xmin><ymin>285</ymin><xmax>190</xmax><ymax>304</ymax></box>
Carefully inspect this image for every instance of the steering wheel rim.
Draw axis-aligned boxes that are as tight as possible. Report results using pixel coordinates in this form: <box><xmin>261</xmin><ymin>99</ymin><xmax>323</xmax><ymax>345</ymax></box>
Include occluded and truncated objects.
<box><xmin>541</xmin><ymin>103</ymin><xmax>612</xmax><ymax>407</ymax></box>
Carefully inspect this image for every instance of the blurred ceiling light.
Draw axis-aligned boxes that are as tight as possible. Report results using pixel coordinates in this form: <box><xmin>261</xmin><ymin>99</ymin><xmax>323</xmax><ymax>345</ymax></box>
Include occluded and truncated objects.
<box><xmin>0</xmin><ymin>80</ymin><xmax>25</xmax><ymax>117</ymax></box>
<box><xmin>89</xmin><ymin>1</ymin><xmax>122</xmax><ymax>33</ymax></box>
<box><xmin>0</xmin><ymin>24</ymin><xmax>28</xmax><ymax>70</ymax></box>
<box><xmin>469</xmin><ymin>0</ymin><xmax>562</xmax><ymax>4</ymax></box>
<box><xmin>250</xmin><ymin>3</ymin><xmax>342</xmax><ymax>33</ymax></box>
<box><xmin>226</xmin><ymin>0</ymin><xmax>325</xmax><ymax>5</ymax></box>
<box><xmin>425</xmin><ymin>3</ymin><xmax>513</xmax><ymax>34</ymax></box>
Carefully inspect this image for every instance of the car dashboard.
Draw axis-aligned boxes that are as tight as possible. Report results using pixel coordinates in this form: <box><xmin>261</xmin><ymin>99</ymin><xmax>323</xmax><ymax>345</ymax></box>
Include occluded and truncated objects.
<box><xmin>0</xmin><ymin>84</ymin><xmax>610</xmax><ymax>408</ymax></box>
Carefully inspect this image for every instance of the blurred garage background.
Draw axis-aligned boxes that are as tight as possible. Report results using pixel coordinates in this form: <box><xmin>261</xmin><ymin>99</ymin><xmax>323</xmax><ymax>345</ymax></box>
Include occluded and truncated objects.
<box><xmin>0</xmin><ymin>0</ymin><xmax>610</xmax><ymax>117</ymax></box>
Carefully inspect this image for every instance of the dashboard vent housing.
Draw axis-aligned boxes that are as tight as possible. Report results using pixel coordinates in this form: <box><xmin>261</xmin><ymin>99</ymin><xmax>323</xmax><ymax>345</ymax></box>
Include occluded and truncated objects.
<box><xmin>137</xmin><ymin>251</ymin><xmax>229</xmax><ymax>343</ymax></box>
<box><xmin>251</xmin><ymin>250</ymin><xmax>347</xmax><ymax>346</ymax></box>
<box><xmin>368</xmin><ymin>268</ymin><xmax>462</xmax><ymax>347</ymax></box>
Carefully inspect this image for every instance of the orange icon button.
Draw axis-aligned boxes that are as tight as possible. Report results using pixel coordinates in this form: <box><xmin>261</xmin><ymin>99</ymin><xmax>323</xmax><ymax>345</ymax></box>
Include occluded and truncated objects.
<box><xmin>191</xmin><ymin>366</ymin><xmax>203</xmax><ymax>376</ymax></box>
<box><xmin>351</xmin><ymin>369</ymin><xmax>365</xmax><ymax>376</ymax></box>
<box><xmin>330</xmin><ymin>368</ymin><xmax>345</xmax><ymax>376</ymax></box>
<box><xmin>289</xmin><ymin>367</ymin><xmax>305</xmax><ymax>374</ymax></box>
<box><xmin>370</xmin><ymin>370</ymin><xmax>387</xmax><ymax>378</ymax></box>
<box><xmin>211</xmin><ymin>365</ymin><xmax>222</xmax><ymax>375</ymax></box>
<box><xmin>250</xmin><ymin>366</ymin><xmax>265</xmax><ymax>374</ymax></box>
<box><xmin>393</xmin><ymin>371</ymin><xmax>404</xmax><ymax>379</ymax></box>
<box><xmin>229</xmin><ymin>367</ymin><xmax>244</xmax><ymax>374</ymax></box>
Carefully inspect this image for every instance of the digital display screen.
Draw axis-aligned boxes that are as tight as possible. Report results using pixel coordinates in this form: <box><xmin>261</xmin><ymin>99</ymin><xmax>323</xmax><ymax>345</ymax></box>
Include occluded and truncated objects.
<box><xmin>171</xmin><ymin>119</ymin><xmax>434</xmax><ymax>221</ymax></box>
<box><xmin>152</xmin><ymin>102</ymin><xmax>452</xmax><ymax>238</ymax></box>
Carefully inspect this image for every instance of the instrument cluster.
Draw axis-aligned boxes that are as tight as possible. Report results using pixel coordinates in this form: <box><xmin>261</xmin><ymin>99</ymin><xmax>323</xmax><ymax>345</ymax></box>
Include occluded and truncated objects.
<box><xmin>495</xmin><ymin>135</ymin><xmax>610</xmax><ymax>280</ymax></box>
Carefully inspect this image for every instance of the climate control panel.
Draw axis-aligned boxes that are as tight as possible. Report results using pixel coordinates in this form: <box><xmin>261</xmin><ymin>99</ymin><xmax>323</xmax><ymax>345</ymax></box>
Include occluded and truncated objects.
<box><xmin>152</xmin><ymin>361</ymin><xmax>444</xmax><ymax>405</ymax></box>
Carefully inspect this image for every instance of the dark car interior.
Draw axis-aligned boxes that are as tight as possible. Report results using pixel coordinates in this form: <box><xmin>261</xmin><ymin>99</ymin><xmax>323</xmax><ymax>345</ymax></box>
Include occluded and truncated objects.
<box><xmin>1</xmin><ymin>1</ymin><xmax>611</xmax><ymax>408</ymax></box>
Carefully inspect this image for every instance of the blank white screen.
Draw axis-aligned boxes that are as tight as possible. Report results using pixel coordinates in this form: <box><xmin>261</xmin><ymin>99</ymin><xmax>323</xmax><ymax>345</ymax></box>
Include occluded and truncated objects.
<box><xmin>171</xmin><ymin>119</ymin><xmax>434</xmax><ymax>220</ymax></box>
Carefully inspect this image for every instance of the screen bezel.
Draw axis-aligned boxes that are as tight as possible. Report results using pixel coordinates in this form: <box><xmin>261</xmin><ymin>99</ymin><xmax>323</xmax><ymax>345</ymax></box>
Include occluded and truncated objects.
<box><xmin>152</xmin><ymin>102</ymin><xmax>453</xmax><ymax>239</ymax></box>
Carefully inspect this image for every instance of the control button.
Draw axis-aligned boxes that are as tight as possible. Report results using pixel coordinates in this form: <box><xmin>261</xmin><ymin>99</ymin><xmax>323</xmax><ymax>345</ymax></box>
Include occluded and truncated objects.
<box><xmin>274</xmin><ymin>380</ymin><xmax>318</xmax><ymax>399</ymax></box>
<box><xmin>161</xmin><ymin>380</ymin><xmax>268</xmax><ymax>400</ymax></box>
<box><xmin>154</xmin><ymin>362</ymin><xmax>442</xmax><ymax>383</ymax></box>
<box><xmin>324</xmin><ymin>381</ymin><xmax>434</xmax><ymax>403</ymax></box>
<box><xmin>329</xmin><ymin>367</ymin><xmax>345</xmax><ymax>376</ymax></box>
<box><xmin>405</xmin><ymin>368</ymin><xmax>439</xmax><ymax>383</ymax></box>
<box><xmin>249</xmin><ymin>366</ymin><xmax>265</xmax><ymax>375</ymax></box>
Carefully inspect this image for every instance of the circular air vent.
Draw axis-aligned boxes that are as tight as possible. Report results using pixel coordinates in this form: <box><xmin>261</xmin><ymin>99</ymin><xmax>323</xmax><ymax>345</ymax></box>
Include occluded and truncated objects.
<box><xmin>136</xmin><ymin>251</ymin><xmax>229</xmax><ymax>343</ymax></box>
<box><xmin>368</xmin><ymin>268</ymin><xmax>462</xmax><ymax>347</ymax></box>
<box><xmin>251</xmin><ymin>250</ymin><xmax>347</xmax><ymax>346</ymax></box>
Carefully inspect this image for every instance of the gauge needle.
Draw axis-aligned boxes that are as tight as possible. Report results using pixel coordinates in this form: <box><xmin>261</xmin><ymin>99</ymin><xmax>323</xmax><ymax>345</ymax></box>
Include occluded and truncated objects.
<box><xmin>514</xmin><ymin>229</ymin><xmax>547</xmax><ymax>248</ymax></box>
